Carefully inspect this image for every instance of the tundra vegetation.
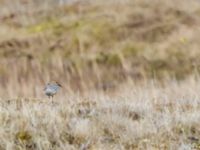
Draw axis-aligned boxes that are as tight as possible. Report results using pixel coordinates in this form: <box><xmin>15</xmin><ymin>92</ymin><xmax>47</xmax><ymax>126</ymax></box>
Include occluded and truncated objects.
<box><xmin>0</xmin><ymin>0</ymin><xmax>200</xmax><ymax>149</ymax></box>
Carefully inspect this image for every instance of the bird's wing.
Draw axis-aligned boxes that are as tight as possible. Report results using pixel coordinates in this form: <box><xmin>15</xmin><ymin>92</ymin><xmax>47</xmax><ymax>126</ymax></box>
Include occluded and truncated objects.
<box><xmin>51</xmin><ymin>84</ymin><xmax>60</xmax><ymax>91</ymax></box>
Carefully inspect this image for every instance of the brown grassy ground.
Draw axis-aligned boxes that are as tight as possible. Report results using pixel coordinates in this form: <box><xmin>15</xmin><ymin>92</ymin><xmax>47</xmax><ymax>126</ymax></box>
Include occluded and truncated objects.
<box><xmin>1</xmin><ymin>0</ymin><xmax>200</xmax><ymax>149</ymax></box>
<box><xmin>0</xmin><ymin>0</ymin><xmax>200</xmax><ymax>93</ymax></box>
<box><xmin>1</xmin><ymin>76</ymin><xmax>200</xmax><ymax>149</ymax></box>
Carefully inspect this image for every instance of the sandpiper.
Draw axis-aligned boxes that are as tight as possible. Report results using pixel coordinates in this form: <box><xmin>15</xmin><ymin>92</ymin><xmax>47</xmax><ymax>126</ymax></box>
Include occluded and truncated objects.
<box><xmin>44</xmin><ymin>82</ymin><xmax>62</xmax><ymax>102</ymax></box>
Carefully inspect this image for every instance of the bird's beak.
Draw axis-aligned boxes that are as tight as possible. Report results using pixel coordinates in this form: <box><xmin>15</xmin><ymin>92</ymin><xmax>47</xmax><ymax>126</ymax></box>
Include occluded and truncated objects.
<box><xmin>58</xmin><ymin>83</ymin><xmax>62</xmax><ymax>88</ymax></box>
<box><xmin>56</xmin><ymin>82</ymin><xmax>62</xmax><ymax>88</ymax></box>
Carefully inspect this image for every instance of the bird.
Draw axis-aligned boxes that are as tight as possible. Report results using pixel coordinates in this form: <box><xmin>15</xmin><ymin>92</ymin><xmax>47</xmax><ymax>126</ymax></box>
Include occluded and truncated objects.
<box><xmin>44</xmin><ymin>82</ymin><xmax>62</xmax><ymax>102</ymax></box>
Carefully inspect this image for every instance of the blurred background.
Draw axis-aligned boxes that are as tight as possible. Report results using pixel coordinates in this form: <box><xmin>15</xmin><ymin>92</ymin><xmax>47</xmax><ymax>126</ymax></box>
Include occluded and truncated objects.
<box><xmin>0</xmin><ymin>0</ymin><xmax>200</xmax><ymax>97</ymax></box>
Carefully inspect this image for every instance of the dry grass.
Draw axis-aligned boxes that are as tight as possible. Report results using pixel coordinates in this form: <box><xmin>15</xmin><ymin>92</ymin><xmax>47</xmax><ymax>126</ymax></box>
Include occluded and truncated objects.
<box><xmin>1</xmin><ymin>76</ymin><xmax>200</xmax><ymax>149</ymax></box>
<box><xmin>0</xmin><ymin>0</ymin><xmax>200</xmax><ymax>91</ymax></box>
<box><xmin>1</xmin><ymin>0</ymin><xmax>200</xmax><ymax>149</ymax></box>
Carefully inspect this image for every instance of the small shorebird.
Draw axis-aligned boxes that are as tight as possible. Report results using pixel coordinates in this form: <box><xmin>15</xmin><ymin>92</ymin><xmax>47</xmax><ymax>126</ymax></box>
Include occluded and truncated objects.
<box><xmin>44</xmin><ymin>82</ymin><xmax>62</xmax><ymax>102</ymax></box>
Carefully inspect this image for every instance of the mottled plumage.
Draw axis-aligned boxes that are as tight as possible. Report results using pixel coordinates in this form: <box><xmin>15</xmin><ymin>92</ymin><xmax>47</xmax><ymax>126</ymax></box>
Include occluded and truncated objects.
<box><xmin>44</xmin><ymin>82</ymin><xmax>62</xmax><ymax>99</ymax></box>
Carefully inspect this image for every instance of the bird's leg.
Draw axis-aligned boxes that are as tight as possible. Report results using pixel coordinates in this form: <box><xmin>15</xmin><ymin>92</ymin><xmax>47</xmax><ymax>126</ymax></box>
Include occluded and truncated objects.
<box><xmin>51</xmin><ymin>95</ymin><xmax>54</xmax><ymax>105</ymax></box>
